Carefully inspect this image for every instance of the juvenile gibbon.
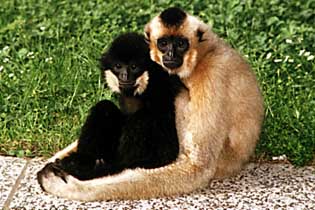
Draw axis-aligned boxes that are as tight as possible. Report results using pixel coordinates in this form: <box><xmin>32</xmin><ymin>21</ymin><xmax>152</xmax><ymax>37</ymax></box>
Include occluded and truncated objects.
<box><xmin>37</xmin><ymin>8</ymin><xmax>264</xmax><ymax>201</ymax></box>
<box><xmin>37</xmin><ymin>33</ymin><xmax>183</xmax><ymax>182</ymax></box>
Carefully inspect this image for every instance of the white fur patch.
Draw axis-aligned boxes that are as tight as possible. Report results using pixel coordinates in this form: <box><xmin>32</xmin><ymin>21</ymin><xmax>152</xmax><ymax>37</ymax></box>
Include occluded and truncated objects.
<box><xmin>178</xmin><ymin>50</ymin><xmax>198</xmax><ymax>79</ymax></box>
<box><xmin>184</xmin><ymin>131</ymin><xmax>193</xmax><ymax>142</ymax></box>
<box><xmin>105</xmin><ymin>70</ymin><xmax>120</xmax><ymax>93</ymax></box>
<box><xmin>134</xmin><ymin>71</ymin><xmax>149</xmax><ymax>95</ymax></box>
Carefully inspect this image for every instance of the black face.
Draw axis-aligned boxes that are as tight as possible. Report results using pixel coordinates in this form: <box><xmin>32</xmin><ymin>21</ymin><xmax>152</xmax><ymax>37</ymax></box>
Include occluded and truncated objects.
<box><xmin>111</xmin><ymin>61</ymin><xmax>145</xmax><ymax>94</ymax></box>
<box><xmin>101</xmin><ymin>33</ymin><xmax>151</xmax><ymax>96</ymax></box>
<box><xmin>157</xmin><ymin>36</ymin><xmax>189</xmax><ymax>69</ymax></box>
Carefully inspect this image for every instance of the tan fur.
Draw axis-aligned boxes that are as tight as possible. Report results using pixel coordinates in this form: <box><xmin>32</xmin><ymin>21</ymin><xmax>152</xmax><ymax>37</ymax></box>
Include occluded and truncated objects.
<box><xmin>40</xmin><ymin>10</ymin><xmax>264</xmax><ymax>201</ymax></box>
<box><xmin>145</xmin><ymin>12</ymin><xmax>264</xmax><ymax>179</ymax></box>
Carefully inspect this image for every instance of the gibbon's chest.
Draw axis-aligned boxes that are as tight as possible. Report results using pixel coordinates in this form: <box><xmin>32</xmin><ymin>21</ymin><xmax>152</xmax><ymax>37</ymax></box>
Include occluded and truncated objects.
<box><xmin>119</xmin><ymin>96</ymin><xmax>144</xmax><ymax>115</ymax></box>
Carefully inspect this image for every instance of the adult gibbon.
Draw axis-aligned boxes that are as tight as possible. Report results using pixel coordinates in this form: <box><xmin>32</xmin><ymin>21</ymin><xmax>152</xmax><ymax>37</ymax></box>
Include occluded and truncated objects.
<box><xmin>37</xmin><ymin>33</ymin><xmax>183</xmax><ymax>182</ymax></box>
<box><xmin>37</xmin><ymin>8</ymin><xmax>264</xmax><ymax>201</ymax></box>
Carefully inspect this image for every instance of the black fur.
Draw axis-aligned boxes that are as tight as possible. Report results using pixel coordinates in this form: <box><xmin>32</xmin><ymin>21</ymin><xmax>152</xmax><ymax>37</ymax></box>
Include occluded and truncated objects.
<box><xmin>160</xmin><ymin>7</ymin><xmax>187</xmax><ymax>28</ymax></box>
<box><xmin>101</xmin><ymin>33</ymin><xmax>150</xmax><ymax>66</ymax></box>
<box><xmin>38</xmin><ymin>33</ymin><xmax>184</xmax><ymax>181</ymax></box>
<box><xmin>197</xmin><ymin>29</ymin><xmax>206</xmax><ymax>42</ymax></box>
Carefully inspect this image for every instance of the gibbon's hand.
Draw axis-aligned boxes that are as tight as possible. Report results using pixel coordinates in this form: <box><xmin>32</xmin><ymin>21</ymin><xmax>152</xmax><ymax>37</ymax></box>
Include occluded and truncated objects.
<box><xmin>38</xmin><ymin>168</ymin><xmax>79</xmax><ymax>197</ymax></box>
<box><xmin>37</xmin><ymin>162</ymin><xmax>69</xmax><ymax>187</ymax></box>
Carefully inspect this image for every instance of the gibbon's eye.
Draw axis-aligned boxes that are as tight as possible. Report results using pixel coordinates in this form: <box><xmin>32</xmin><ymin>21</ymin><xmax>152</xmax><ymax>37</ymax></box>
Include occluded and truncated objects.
<box><xmin>177</xmin><ymin>38</ymin><xmax>189</xmax><ymax>51</ymax></box>
<box><xmin>114</xmin><ymin>63</ymin><xmax>122</xmax><ymax>69</ymax></box>
<box><xmin>130</xmin><ymin>64</ymin><xmax>138</xmax><ymax>71</ymax></box>
<box><xmin>157</xmin><ymin>38</ymin><xmax>168</xmax><ymax>51</ymax></box>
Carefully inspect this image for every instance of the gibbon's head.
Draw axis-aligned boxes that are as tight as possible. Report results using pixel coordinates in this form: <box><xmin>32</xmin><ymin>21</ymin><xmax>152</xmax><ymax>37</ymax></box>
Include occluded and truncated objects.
<box><xmin>145</xmin><ymin>7</ymin><xmax>214</xmax><ymax>78</ymax></box>
<box><xmin>101</xmin><ymin>33</ymin><xmax>150</xmax><ymax>96</ymax></box>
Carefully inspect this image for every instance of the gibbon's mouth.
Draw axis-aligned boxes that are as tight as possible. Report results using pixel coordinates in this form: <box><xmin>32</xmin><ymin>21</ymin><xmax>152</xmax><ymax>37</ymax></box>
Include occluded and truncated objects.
<box><xmin>119</xmin><ymin>81</ymin><xmax>135</xmax><ymax>86</ymax></box>
<box><xmin>163</xmin><ymin>60</ymin><xmax>182</xmax><ymax>69</ymax></box>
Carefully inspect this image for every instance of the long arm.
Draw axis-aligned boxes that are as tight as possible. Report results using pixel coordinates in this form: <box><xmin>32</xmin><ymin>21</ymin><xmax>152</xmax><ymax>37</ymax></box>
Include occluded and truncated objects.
<box><xmin>40</xmin><ymin>151</ymin><xmax>211</xmax><ymax>200</ymax></box>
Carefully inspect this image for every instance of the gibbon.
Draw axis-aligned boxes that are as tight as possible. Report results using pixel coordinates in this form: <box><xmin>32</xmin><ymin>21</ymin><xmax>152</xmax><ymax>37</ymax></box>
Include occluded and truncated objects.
<box><xmin>37</xmin><ymin>33</ymin><xmax>183</xmax><ymax>181</ymax></box>
<box><xmin>37</xmin><ymin>8</ymin><xmax>264</xmax><ymax>201</ymax></box>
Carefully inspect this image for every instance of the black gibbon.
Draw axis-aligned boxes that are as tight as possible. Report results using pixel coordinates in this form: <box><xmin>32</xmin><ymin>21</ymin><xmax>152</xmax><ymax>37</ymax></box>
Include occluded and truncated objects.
<box><xmin>37</xmin><ymin>8</ymin><xmax>264</xmax><ymax>201</ymax></box>
<box><xmin>37</xmin><ymin>33</ymin><xmax>184</xmax><ymax>182</ymax></box>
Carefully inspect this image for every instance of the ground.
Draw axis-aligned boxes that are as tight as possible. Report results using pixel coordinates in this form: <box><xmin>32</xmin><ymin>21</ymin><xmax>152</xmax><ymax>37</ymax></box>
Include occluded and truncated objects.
<box><xmin>1</xmin><ymin>156</ymin><xmax>314</xmax><ymax>209</ymax></box>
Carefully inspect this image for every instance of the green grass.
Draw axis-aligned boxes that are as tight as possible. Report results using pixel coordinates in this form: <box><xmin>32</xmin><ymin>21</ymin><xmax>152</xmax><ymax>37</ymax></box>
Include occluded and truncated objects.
<box><xmin>0</xmin><ymin>0</ymin><xmax>314</xmax><ymax>165</ymax></box>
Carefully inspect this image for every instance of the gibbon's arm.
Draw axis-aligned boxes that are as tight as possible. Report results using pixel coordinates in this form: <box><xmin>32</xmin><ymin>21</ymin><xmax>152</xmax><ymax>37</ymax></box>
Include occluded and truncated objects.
<box><xmin>41</xmin><ymin>155</ymin><xmax>209</xmax><ymax>201</ymax></box>
<box><xmin>40</xmin><ymin>86</ymin><xmax>228</xmax><ymax>201</ymax></box>
<box><xmin>47</xmin><ymin>140</ymin><xmax>78</xmax><ymax>163</ymax></box>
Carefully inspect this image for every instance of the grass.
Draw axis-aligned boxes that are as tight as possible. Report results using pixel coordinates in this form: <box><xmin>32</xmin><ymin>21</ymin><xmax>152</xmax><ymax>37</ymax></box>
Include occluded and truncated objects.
<box><xmin>0</xmin><ymin>0</ymin><xmax>314</xmax><ymax>165</ymax></box>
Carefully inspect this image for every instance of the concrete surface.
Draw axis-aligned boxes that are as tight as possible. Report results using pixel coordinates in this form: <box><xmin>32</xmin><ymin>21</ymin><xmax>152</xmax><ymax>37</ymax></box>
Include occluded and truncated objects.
<box><xmin>0</xmin><ymin>156</ymin><xmax>314</xmax><ymax>210</ymax></box>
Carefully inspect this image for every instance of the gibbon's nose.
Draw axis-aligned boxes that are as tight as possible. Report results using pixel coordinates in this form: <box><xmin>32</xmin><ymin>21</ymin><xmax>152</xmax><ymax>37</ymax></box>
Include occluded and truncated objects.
<box><xmin>167</xmin><ymin>44</ymin><xmax>175</xmax><ymax>58</ymax></box>
<box><xmin>120</xmin><ymin>71</ymin><xmax>128</xmax><ymax>81</ymax></box>
<box><xmin>167</xmin><ymin>49</ymin><xmax>174</xmax><ymax>57</ymax></box>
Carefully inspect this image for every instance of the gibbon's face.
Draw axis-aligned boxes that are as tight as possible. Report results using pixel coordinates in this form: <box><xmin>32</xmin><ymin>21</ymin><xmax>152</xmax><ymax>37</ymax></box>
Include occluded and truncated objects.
<box><xmin>101</xmin><ymin>33</ymin><xmax>150</xmax><ymax>96</ymax></box>
<box><xmin>145</xmin><ymin>7</ymin><xmax>208</xmax><ymax>78</ymax></box>
<box><xmin>156</xmin><ymin>35</ymin><xmax>190</xmax><ymax>69</ymax></box>
<box><xmin>104</xmin><ymin>61</ymin><xmax>149</xmax><ymax>96</ymax></box>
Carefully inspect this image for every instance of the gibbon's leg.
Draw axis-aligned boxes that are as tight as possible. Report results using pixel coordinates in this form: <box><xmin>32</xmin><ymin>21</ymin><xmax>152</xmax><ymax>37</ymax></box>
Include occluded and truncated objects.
<box><xmin>47</xmin><ymin>100</ymin><xmax>122</xmax><ymax>164</ymax></box>
<box><xmin>114</xmin><ymin>112</ymin><xmax>179</xmax><ymax>171</ymax></box>
<box><xmin>214</xmin><ymin>72</ymin><xmax>264</xmax><ymax>178</ymax></box>
<box><xmin>76</xmin><ymin>99</ymin><xmax>123</xmax><ymax>163</ymax></box>
<box><xmin>38</xmin><ymin>100</ymin><xmax>123</xmax><ymax>180</ymax></box>
<box><xmin>112</xmin><ymin>114</ymin><xmax>154</xmax><ymax>171</ymax></box>
<box><xmin>214</xmin><ymin>117</ymin><xmax>263</xmax><ymax>178</ymax></box>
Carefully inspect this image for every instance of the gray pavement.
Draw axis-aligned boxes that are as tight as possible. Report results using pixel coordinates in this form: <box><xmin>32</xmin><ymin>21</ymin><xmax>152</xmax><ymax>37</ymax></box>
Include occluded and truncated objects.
<box><xmin>0</xmin><ymin>156</ymin><xmax>314</xmax><ymax>210</ymax></box>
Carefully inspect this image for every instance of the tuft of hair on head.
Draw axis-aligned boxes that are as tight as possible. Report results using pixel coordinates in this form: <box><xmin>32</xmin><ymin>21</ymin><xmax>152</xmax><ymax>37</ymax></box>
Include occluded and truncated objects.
<box><xmin>159</xmin><ymin>7</ymin><xmax>187</xmax><ymax>28</ymax></box>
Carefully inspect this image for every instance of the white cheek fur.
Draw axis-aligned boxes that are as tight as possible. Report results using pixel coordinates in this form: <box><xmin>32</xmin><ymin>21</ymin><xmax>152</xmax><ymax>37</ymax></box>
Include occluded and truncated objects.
<box><xmin>134</xmin><ymin>71</ymin><xmax>149</xmax><ymax>95</ymax></box>
<box><xmin>105</xmin><ymin>70</ymin><xmax>120</xmax><ymax>93</ymax></box>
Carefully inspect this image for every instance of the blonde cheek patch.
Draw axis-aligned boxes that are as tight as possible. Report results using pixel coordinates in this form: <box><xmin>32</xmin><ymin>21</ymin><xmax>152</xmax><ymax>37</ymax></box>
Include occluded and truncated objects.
<box><xmin>177</xmin><ymin>50</ymin><xmax>197</xmax><ymax>79</ymax></box>
<box><xmin>150</xmin><ymin>47</ymin><xmax>162</xmax><ymax>65</ymax></box>
<box><xmin>134</xmin><ymin>71</ymin><xmax>149</xmax><ymax>95</ymax></box>
<box><xmin>105</xmin><ymin>70</ymin><xmax>120</xmax><ymax>93</ymax></box>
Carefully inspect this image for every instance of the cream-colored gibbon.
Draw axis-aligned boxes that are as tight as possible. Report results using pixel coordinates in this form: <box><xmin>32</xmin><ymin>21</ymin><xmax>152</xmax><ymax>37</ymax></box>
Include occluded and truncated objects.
<box><xmin>37</xmin><ymin>8</ymin><xmax>264</xmax><ymax>201</ymax></box>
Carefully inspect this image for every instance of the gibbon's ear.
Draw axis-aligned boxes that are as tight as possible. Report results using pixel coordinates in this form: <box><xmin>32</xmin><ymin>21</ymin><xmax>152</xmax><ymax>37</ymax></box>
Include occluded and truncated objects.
<box><xmin>196</xmin><ymin>28</ymin><xmax>206</xmax><ymax>42</ymax></box>
<box><xmin>144</xmin><ymin>24</ymin><xmax>151</xmax><ymax>44</ymax></box>
<box><xmin>195</xmin><ymin>20</ymin><xmax>211</xmax><ymax>43</ymax></box>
